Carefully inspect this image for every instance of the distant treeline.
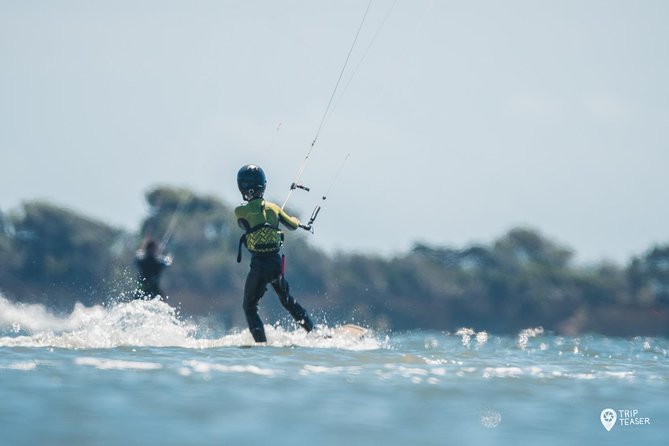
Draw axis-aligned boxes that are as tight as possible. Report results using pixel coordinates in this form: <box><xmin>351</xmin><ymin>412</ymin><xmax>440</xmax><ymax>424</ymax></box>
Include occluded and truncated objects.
<box><xmin>1</xmin><ymin>187</ymin><xmax>668</xmax><ymax>336</ymax></box>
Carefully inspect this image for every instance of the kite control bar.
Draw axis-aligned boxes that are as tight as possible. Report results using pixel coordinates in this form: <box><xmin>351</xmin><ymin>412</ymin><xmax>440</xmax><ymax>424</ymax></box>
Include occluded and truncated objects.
<box><xmin>293</xmin><ymin>153</ymin><xmax>349</xmax><ymax>233</ymax></box>
<box><xmin>299</xmin><ymin>205</ymin><xmax>321</xmax><ymax>233</ymax></box>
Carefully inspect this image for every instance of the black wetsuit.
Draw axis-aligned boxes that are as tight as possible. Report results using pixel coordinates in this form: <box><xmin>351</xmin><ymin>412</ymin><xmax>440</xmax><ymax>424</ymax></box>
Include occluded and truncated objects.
<box><xmin>243</xmin><ymin>253</ymin><xmax>313</xmax><ymax>342</ymax></box>
<box><xmin>135</xmin><ymin>253</ymin><xmax>168</xmax><ymax>299</ymax></box>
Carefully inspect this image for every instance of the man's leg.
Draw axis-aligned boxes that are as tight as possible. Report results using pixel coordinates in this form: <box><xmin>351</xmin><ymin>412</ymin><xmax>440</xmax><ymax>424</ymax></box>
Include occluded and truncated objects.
<box><xmin>271</xmin><ymin>275</ymin><xmax>314</xmax><ymax>332</ymax></box>
<box><xmin>243</xmin><ymin>268</ymin><xmax>268</xmax><ymax>342</ymax></box>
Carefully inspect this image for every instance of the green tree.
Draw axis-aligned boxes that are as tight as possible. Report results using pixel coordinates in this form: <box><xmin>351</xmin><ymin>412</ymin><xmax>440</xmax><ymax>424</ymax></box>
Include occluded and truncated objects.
<box><xmin>2</xmin><ymin>201</ymin><xmax>123</xmax><ymax>307</ymax></box>
<box><xmin>1</xmin><ymin>190</ymin><xmax>667</xmax><ymax>336</ymax></box>
<box><xmin>628</xmin><ymin>245</ymin><xmax>669</xmax><ymax>305</ymax></box>
<box><xmin>134</xmin><ymin>187</ymin><xmax>243</xmax><ymax>319</ymax></box>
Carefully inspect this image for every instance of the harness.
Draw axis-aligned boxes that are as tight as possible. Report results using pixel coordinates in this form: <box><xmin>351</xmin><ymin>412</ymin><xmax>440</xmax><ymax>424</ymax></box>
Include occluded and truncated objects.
<box><xmin>236</xmin><ymin>201</ymin><xmax>285</xmax><ymax>263</ymax></box>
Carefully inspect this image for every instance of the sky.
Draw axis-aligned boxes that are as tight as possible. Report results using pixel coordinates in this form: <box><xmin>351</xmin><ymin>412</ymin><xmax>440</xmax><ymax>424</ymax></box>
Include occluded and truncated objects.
<box><xmin>1</xmin><ymin>0</ymin><xmax>668</xmax><ymax>264</ymax></box>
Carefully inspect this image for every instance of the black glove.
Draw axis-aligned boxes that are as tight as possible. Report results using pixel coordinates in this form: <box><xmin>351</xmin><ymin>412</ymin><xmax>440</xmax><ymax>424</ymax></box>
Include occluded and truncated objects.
<box><xmin>299</xmin><ymin>223</ymin><xmax>312</xmax><ymax>232</ymax></box>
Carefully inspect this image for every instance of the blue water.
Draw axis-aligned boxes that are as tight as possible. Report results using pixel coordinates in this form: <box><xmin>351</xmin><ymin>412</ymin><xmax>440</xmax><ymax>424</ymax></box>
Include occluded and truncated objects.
<box><xmin>1</xmin><ymin>296</ymin><xmax>667</xmax><ymax>445</ymax></box>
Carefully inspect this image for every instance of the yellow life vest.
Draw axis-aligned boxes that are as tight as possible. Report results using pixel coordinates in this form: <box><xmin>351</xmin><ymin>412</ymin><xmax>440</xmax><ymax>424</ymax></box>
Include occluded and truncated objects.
<box><xmin>244</xmin><ymin>223</ymin><xmax>284</xmax><ymax>254</ymax></box>
<box><xmin>236</xmin><ymin>200</ymin><xmax>286</xmax><ymax>261</ymax></box>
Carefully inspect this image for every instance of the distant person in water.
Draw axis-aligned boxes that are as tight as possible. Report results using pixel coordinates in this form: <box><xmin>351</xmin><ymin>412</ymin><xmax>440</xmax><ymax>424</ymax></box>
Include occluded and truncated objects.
<box><xmin>135</xmin><ymin>239</ymin><xmax>172</xmax><ymax>300</ymax></box>
<box><xmin>235</xmin><ymin>164</ymin><xmax>314</xmax><ymax>343</ymax></box>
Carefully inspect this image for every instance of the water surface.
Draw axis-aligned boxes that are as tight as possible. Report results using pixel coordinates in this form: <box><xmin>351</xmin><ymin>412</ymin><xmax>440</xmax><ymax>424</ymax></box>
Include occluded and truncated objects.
<box><xmin>1</xmin><ymin>297</ymin><xmax>667</xmax><ymax>445</ymax></box>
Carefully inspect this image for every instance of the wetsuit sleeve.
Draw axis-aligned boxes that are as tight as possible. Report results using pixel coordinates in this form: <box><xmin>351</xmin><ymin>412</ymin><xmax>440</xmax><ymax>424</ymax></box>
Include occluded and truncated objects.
<box><xmin>268</xmin><ymin>203</ymin><xmax>300</xmax><ymax>231</ymax></box>
<box><xmin>279</xmin><ymin>209</ymin><xmax>300</xmax><ymax>231</ymax></box>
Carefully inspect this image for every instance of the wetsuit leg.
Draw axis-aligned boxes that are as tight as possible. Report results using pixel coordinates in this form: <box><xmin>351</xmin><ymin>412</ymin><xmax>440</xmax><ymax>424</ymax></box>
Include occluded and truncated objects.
<box><xmin>243</xmin><ymin>266</ymin><xmax>268</xmax><ymax>342</ymax></box>
<box><xmin>271</xmin><ymin>275</ymin><xmax>314</xmax><ymax>332</ymax></box>
<box><xmin>136</xmin><ymin>282</ymin><xmax>159</xmax><ymax>300</ymax></box>
<box><xmin>150</xmin><ymin>286</ymin><xmax>164</xmax><ymax>300</ymax></box>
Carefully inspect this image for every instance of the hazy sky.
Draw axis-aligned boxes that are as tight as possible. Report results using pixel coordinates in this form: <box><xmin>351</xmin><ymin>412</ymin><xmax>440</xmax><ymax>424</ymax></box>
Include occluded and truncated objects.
<box><xmin>1</xmin><ymin>0</ymin><xmax>667</xmax><ymax>264</ymax></box>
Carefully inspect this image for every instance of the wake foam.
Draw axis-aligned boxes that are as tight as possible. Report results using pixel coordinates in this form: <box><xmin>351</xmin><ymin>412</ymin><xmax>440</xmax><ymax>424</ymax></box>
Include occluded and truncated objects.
<box><xmin>0</xmin><ymin>295</ymin><xmax>380</xmax><ymax>350</ymax></box>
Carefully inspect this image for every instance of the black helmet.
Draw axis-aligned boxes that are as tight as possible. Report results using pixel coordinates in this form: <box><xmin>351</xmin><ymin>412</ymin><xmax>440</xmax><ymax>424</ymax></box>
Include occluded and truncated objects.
<box><xmin>237</xmin><ymin>164</ymin><xmax>266</xmax><ymax>200</ymax></box>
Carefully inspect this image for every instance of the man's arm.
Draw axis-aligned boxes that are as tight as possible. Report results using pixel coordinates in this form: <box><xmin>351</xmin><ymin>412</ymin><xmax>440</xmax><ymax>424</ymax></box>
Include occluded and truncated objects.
<box><xmin>277</xmin><ymin>207</ymin><xmax>300</xmax><ymax>231</ymax></box>
<box><xmin>266</xmin><ymin>202</ymin><xmax>300</xmax><ymax>230</ymax></box>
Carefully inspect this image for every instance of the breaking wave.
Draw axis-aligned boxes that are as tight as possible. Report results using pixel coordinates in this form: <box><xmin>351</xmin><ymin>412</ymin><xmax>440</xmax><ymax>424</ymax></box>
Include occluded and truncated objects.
<box><xmin>0</xmin><ymin>294</ymin><xmax>380</xmax><ymax>350</ymax></box>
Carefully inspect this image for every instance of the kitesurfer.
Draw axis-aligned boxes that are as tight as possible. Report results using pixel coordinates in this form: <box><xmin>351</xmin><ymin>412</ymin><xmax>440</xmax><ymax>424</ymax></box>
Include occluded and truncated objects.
<box><xmin>135</xmin><ymin>239</ymin><xmax>172</xmax><ymax>300</ymax></box>
<box><xmin>235</xmin><ymin>164</ymin><xmax>314</xmax><ymax>342</ymax></box>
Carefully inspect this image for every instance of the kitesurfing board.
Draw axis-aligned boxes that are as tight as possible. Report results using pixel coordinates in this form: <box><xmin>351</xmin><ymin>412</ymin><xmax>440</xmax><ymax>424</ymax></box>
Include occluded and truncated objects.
<box><xmin>332</xmin><ymin>323</ymin><xmax>368</xmax><ymax>339</ymax></box>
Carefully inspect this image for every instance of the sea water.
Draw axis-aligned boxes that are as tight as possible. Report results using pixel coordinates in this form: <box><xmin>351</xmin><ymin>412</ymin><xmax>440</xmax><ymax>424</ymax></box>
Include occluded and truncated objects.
<box><xmin>0</xmin><ymin>295</ymin><xmax>667</xmax><ymax>446</ymax></box>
